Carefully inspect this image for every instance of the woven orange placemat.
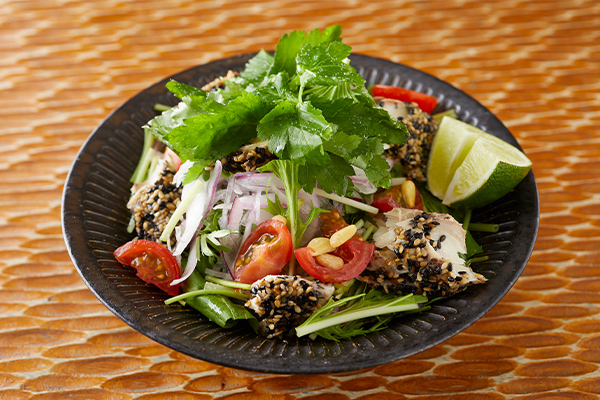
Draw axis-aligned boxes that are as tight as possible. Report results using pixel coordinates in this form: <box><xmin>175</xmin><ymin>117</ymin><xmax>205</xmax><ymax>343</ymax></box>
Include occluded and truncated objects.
<box><xmin>1</xmin><ymin>0</ymin><xmax>600</xmax><ymax>398</ymax></box>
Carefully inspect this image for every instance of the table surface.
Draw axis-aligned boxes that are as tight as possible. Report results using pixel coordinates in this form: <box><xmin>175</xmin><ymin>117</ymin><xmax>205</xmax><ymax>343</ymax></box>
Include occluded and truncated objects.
<box><xmin>1</xmin><ymin>0</ymin><xmax>599</xmax><ymax>398</ymax></box>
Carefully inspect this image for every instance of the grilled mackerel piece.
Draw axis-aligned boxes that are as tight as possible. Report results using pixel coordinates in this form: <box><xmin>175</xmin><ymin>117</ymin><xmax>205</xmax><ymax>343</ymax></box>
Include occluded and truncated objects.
<box><xmin>127</xmin><ymin>158</ymin><xmax>182</xmax><ymax>244</ymax></box>
<box><xmin>245</xmin><ymin>275</ymin><xmax>335</xmax><ymax>339</ymax></box>
<box><xmin>358</xmin><ymin>208</ymin><xmax>486</xmax><ymax>297</ymax></box>
<box><xmin>375</xmin><ymin>98</ymin><xmax>438</xmax><ymax>182</ymax></box>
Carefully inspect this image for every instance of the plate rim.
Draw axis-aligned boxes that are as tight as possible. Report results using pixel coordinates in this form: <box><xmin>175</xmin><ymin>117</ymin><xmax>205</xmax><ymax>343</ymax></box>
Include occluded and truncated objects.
<box><xmin>62</xmin><ymin>53</ymin><xmax>540</xmax><ymax>374</ymax></box>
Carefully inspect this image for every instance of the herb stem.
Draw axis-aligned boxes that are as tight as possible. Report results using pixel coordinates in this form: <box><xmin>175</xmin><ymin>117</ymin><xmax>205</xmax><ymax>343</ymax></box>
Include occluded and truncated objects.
<box><xmin>468</xmin><ymin>255</ymin><xmax>489</xmax><ymax>264</ymax></box>
<box><xmin>131</xmin><ymin>146</ymin><xmax>156</xmax><ymax>184</ymax></box>
<box><xmin>313</xmin><ymin>188</ymin><xmax>379</xmax><ymax>214</ymax></box>
<box><xmin>462</xmin><ymin>209</ymin><xmax>472</xmax><ymax>231</ymax></box>
<box><xmin>154</xmin><ymin>103</ymin><xmax>172</xmax><ymax>112</ymax></box>
<box><xmin>361</xmin><ymin>224</ymin><xmax>376</xmax><ymax>241</ymax></box>
<box><xmin>295</xmin><ymin>296</ymin><xmax>421</xmax><ymax>338</ymax></box>
<box><xmin>165</xmin><ymin>288</ymin><xmax>249</xmax><ymax>304</ymax></box>
<box><xmin>205</xmin><ymin>275</ymin><xmax>252</xmax><ymax>290</ymax></box>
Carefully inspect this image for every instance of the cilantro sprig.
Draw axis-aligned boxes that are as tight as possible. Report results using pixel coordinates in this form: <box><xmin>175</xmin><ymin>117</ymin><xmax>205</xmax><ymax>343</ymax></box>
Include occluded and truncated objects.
<box><xmin>145</xmin><ymin>25</ymin><xmax>408</xmax><ymax>193</ymax></box>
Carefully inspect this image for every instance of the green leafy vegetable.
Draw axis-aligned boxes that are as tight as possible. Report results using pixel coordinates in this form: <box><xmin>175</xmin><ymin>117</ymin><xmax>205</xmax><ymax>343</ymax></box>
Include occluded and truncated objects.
<box><xmin>257</xmin><ymin>101</ymin><xmax>332</xmax><ymax>166</ymax></box>
<box><xmin>199</xmin><ymin>229</ymin><xmax>235</xmax><ymax>258</ymax></box>
<box><xmin>295</xmin><ymin>286</ymin><xmax>430</xmax><ymax>340</ymax></box>
<box><xmin>178</xmin><ymin>267</ymin><xmax>256</xmax><ymax>329</ymax></box>
<box><xmin>145</xmin><ymin>25</ymin><xmax>408</xmax><ymax>194</ymax></box>
<box><xmin>270</xmin><ymin>26</ymin><xmax>342</xmax><ymax>77</ymax></box>
<box><xmin>154</xmin><ymin>91</ymin><xmax>270</xmax><ymax>177</ymax></box>
<box><xmin>239</xmin><ymin>50</ymin><xmax>274</xmax><ymax>84</ymax></box>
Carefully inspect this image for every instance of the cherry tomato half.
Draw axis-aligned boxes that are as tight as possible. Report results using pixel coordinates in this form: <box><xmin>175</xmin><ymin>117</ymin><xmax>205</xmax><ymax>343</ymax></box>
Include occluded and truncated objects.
<box><xmin>295</xmin><ymin>239</ymin><xmax>375</xmax><ymax>283</ymax></box>
<box><xmin>234</xmin><ymin>219</ymin><xmax>293</xmax><ymax>284</ymax></box>
<box><xmin>371</xmin><ymin>180</ymin><xmax>424</xmax><ymax>213</ymax></box>
<box><xmin>114</xmin><ymin>240</ymin><xmax>181</xmax><ymax>296</ymax></box>
<box><xmin>371</xmin><ymin>84</ymin><xmax>438</xmax><ymax>114</ymax></box>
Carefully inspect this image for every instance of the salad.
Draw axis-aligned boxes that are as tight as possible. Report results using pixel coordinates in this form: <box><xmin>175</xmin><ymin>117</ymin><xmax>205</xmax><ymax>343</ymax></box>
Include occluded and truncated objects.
<box><xmin>113</xmin><ymin>26</ymin><xmax>524</xmax><ymax>341</ymax></box>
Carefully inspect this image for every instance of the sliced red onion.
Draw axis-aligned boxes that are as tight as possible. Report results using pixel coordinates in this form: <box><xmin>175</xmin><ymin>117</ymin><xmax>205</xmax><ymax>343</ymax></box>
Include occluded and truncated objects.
<box><xmin>219</xmin><ymin>234</ymin><xmax>240</xmax><ymax>278</ymax></box>
<box><xmin>387</xmin><ymin>157</ymin><xmax>394</xmax><ymax>170</ymax></box>
<box><xmin>350</xmin><ymin>166</ymin><xmax>377</xmax><ymax>194</ymax></box>
<box><xmin>171</xmin><ymin>235</ymin><xmax>198</xmax><ymax>285</ymax></box>
<box><xmin>173</xmin><ymin>161</ymin><xmax>223</xmax><ymax>256</ymax></box>
<box><xmin>233</xmin><ymin>173</ymin><xmax>282</xmax><ymax>193</ymax></box>
<box><xmin>207</xmin><ymin>163</ymin><xmax>221</xmax><ymax>205</ymax></box>
<box><xmin>227</xmin><ymin>197</ymin><xmax>245</xmax><ymax>230</ymax></box>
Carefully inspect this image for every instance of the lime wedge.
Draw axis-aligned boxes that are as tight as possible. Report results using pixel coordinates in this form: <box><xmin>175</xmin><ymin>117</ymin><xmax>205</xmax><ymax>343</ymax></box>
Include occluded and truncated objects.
<box><xmin>427</xmin><ymin>117</ymin><xmax>532</xmax><ymax>210</ymax></box>
<box><xmin>426</xmin><ymin>116</ymin><xmax>484</xmax><ymax>199</ymax></box>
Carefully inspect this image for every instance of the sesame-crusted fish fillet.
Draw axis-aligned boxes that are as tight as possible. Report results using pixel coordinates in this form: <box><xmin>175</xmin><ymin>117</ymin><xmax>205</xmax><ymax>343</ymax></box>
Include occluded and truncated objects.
<box><xmin>245</xmin><ymin>275</ymin><xmax>335</xmax><ymax>338</ymax></box>
<box><xmin>220</xmin><ymin>140</ymin><xmax>277</xmax><ymax>174</ymax></box>
<box><xmin>375</xmin><ymin>98</ymin><xmax>438</xmax><ymax>182</ymax></box>
<box><xmin>358</xmin><ymin>208</ymin><xmax>486</xmax><ymax>297</ymax></box>
<box><xmin>127</xmin><ymin>158</ymin><xmax>182</xmax><ymax>244</ymax></box>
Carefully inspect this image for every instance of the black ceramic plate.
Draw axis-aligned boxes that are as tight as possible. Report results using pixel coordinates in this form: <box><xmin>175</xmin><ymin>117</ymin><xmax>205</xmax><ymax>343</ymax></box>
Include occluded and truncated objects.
<box><xmin>62</xmin><ymin>54</ymin><xmax>539</xmax><ymax>374</ymax></box>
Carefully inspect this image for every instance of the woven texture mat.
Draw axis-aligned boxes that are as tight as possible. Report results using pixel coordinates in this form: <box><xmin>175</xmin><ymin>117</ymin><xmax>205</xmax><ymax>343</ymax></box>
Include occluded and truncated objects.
<box><xmin>1</xmin><ymin>0</ymin><xmax>600</xmax><ymax>398</ymax></box>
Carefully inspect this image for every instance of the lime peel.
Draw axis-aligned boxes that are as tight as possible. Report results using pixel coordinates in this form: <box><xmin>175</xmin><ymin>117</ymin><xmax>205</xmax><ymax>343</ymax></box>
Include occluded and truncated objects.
<box><xmin>427</xmin><ymin>116</ymin><xmax>532</xmax><ymax>210</ymax></box>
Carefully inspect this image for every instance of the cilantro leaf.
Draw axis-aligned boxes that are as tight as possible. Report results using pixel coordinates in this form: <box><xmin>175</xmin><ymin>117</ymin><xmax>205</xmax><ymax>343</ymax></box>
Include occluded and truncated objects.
<box><xmin>145</xmin><ymin>96</ymin><xmax>209</xmax><ymax>146</ymax></box>
<box><xmin>146</xmin><ymin>25</ymin><xmax>410</xmax><ymax>196</ymax></box>
<box><xmin>304</xmin><ymin>81</ymin><xmax>358</xmax><ymax>102</ymax></box>
<box><xmin>322</xmin><ymin>130</ymin><xmax>362</xmax><ymax>159</ymax></box>
<box><xmin>296</xmin><ymin>41</ymin><xmax>363</xmax><ymax>89</ymax></box>
<box><xmin>166</xmin><ymin>80</ymin><xmax>209</xmax><ymax>100</ymax></box>
<box><xmin>314</xmin><ymin>96</ymin><xmax>408</xmax><ymax>144</ymax></box>
<box><xmin>239</xmin><ymin>49</ymin><xmax>274</xmax><ymax>84</ymax></box>
<box><xmin>257</xmin><ymin>101</ymin><xmax>332</xmax><ymax>166</ymax></box>
<box><xmin>270</xmin><ymin>30</ymin><xmax>308</xmax><ymax>77</ymax></box>
<box><xmin>352</xmin><ymin>147</ymin><xmax>393</xmax><ymax>189</ymax></box>
<box><xmin>270</xmin><ymin>26</ymin><xmax>343</xmax><ymax>77</ymax></box>
<box><xmin>159</xmin><ymin>91</ymin><xmax>270</xmax><ymax>168</ymax></box>
<box><xmin>298</xmin><ymin>153</ymin><xmax>355</xmax><ymax>195</ymax></box>
<box><xmin>303</xmin><ymin>25</ymin><xmax>342</xmax><ymax>47</ymax></box>
<box><xmin>252</xmin><ymin>72</ymin><xmax>298</xmax><ymax>105</ymax></box>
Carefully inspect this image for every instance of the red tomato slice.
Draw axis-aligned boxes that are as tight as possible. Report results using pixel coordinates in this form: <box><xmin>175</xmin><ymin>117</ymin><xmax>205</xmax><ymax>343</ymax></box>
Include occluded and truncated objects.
<box><xmin>164</xmin><ymin>147</ymin><xmax>182</xmax><ymax>171</ymax></box>
<box><xmin>371</xmin><ymin>84</ymin><xmax>438</xmax><ymax>114</ymax></box>
<box><xmin>371</xmin><ymin>180</ymin><xmax>423</xmax><ymax>213</ymax></box>
<box><xmin>114</xmin><ymin>240</ymin><xmax>181</xmax><ymax>296</ymax></box>
<box><xmin>234</xmin><ymin>219</ymin><xmax>293</xmax><ymax>284</ymax></box>
<box><xmin>295</xmin><ymin>239</ymin><xmax>375</xmax><ymax>283</ymax></box>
